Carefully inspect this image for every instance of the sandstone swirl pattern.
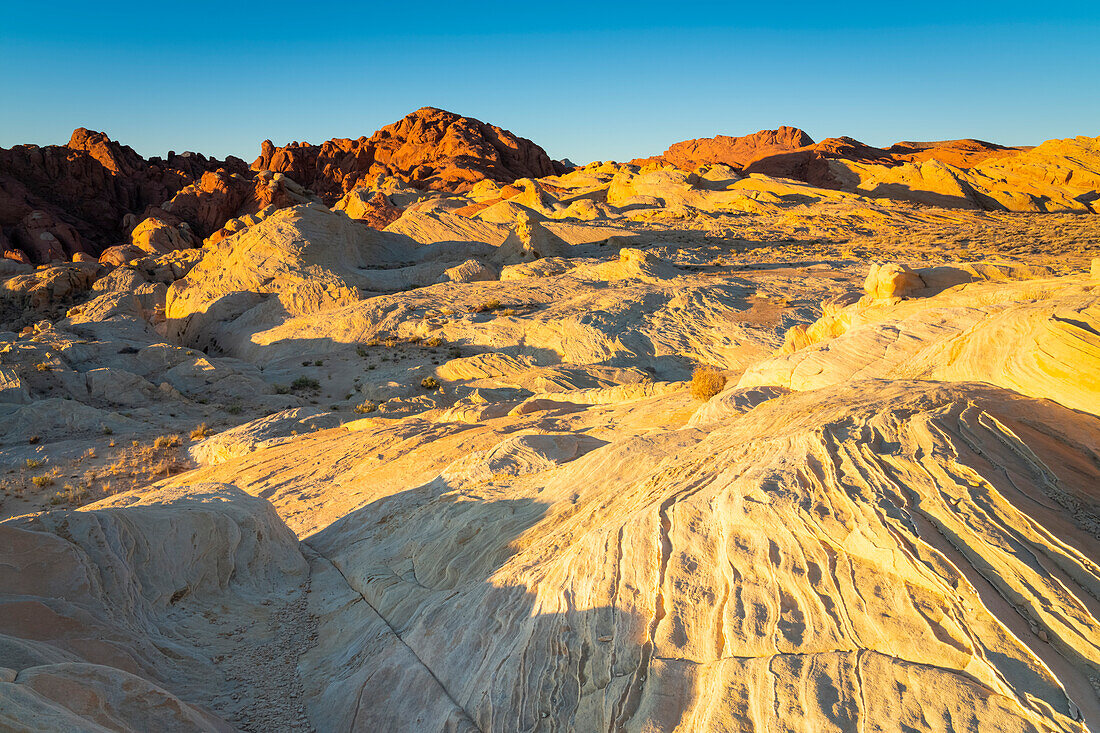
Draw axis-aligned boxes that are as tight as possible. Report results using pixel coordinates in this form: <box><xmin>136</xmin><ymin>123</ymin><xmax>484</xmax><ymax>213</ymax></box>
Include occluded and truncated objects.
<box><xmin>1</xmin><ymin>126</ymin><xmax>1099</xmax><ymax>732</ymax></box>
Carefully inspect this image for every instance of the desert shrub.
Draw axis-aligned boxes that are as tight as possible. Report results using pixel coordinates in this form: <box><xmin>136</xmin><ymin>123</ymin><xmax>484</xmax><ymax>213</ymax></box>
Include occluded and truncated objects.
<box><xmin>35</xmin><ymin>362</ymin><xmax>51</xmax><ymax>372</ymax></box>
<box><xmin>25</xmin><ymin>457</ymin><xmax>44</xmax><ymax>469</ymax></box>
<box><xmin>353</xmin><ymin>400</ymin><xmax>378</xmax><ymax>414</ymax></box>
<box><xmin>420</xmin><ymin>376</ymin><xmax>440</xmax><ymax>390</ymax></box>
<box><xmin>153</xmin><ymin>434</ymin><xmax>182</xmax><ymax>450</ymax></box>
<box><xmin>190</xmin><ymin>423</ymin><xmax>210</xmax><ymax>440</ymax></box>
<box><xmin>690</xmin><ymin>367</ymin><xmax>727</xmax><ymax>401</ymax></box>
<box><xmin>31</xmin><ymin>475</ymin><xmax>55</xmax><ymax>488</ymax></box>
<box><xmin>50</xmin><ymin>483</ymin><xmax>89</xmax><ymax>506</ymax></box>
<box><xmin>424</xmin><ymin>335</ymin><xmax>444</xmax><ymax>347</ymax></box>
<box><xmin>472</xmin><ymin>299</ymin><xmax>502</xmax><ymax>313</ymax></box>
<box><xmin>292</xmin><ymin>376</ymin><xmax>321</xmax><ymax>392</ymax></box>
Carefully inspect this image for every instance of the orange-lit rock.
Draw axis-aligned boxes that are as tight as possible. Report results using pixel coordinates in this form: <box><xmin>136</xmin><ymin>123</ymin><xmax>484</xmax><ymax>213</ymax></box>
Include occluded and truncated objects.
<box><xmin>645</xmin><ymin>126</ymin><xmax>815</xmax><ymax>170</ymax></box>
<box><xmin>252</xmin><ymin>107</ymin><xmax>560</xmax><ymax>199</ymax></box>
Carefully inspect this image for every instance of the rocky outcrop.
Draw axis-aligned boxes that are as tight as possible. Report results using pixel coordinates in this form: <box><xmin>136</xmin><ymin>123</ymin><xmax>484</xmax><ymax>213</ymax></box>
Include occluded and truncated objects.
<box><xmin>645</xmin><ymin>130</ymin><xmax>1027</xmax><ymax>193</ymax></box>
<box><xmin>743</xmin><ymin>272</ymin><xmax>1100</xmax><ymax>415</ymax></box>
<box><xmin>252</xmin><ymin>107</ymin><xmax>561</xmax><ymax>199</ymax></box>
<box><xmin>642</xmin><ymin>126</ymin><xmax>815</xmax><ymax>170</ymax></box>
<box><xmin>129</xmin><ymin>217</ymin><xmax>200</xmax><ymax>254</ymax></box>
<box><xmin>154</xmin><ymin>169</ymin><xmax>319</xmax><ymax>240</ymax></box>
<box><xmin>837</xmin><ymin>135</ymin><xmax>1100</xmax><ymax>212</ymax></box>
<box><xmin>166</xmin><ymin>204</ymin><xmax>415</xmax><ymax>353</ymax></box>
<box><xmin>333</xmin><ymin>189</ymin><xmax>405</xmax><ymax>230</ymax></box>
<box><xmin>0</xmin><ymin>483</ymin><xmax>310</xmax><ymax>731</ymax></box>
<box><xmin>0</xmin><ymin>129</ymin><xmax>248</xmax><ymax>261</ymax></box>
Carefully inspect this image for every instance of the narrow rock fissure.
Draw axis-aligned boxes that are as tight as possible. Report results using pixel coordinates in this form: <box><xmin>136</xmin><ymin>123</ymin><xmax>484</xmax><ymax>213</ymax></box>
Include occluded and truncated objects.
<box><xmin>302</xmin><ymin>541</ymin><xmax>485</xmax><ymax>733</ymax></box>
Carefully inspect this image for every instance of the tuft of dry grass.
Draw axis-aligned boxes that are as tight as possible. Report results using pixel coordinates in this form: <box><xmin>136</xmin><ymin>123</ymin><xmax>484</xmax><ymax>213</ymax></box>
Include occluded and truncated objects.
<box><xmin>190</xmin><ymin>423</ymin><xmax>210</xmax><ymax>440</ymax></box>
<box><xmin>690</xmin><ymin>367</ymin><xmax>727</xmax><ymax>401</ymax></box>
<box><xmin>152</xmin><ymin>434</ymin><xmax>182</xmax><ymax>451</ymax></box>
<box><xmin>353</xmin><ymin>400</ymin><xmax>378</xmax><ymax>414</ymax></box>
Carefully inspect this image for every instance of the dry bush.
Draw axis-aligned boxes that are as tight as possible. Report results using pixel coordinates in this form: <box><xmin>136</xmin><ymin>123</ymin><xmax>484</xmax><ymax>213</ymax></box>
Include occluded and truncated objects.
<box><xmin>420</xmin><ymin>376</ymin><xmax>440</xmax><ymax>390</ymax></box>
<box><xmin>52</xmin><ymin>434</ymin><xmax>192</xmax><ymax>508</ymax></box>
<box><xmin>471</xmin><ymin>299</ymin><xmax>502</xmax><ymax>314</ymax></box>
<box><xmin>291</xmin><ymin>377</ymin><xmax>320</xmax><ymax>392</ymax></box>
<box><xmin>31</xmin><ymin>473</ymin><xmax>56</xmax><ymax>488</ymax></box>
<box><xmin>353</xmin><ymin>400</ymin><xmax>378</xmax><ymax>414</ymax></box>
<box><xmin>152</xmin><ymin>434</ymin><xmax>182</xmax><ymax>451</ymax></box>
<box><xmin>190</xmin><ymin>423</ymin><xmax>210</xmax><ymax>440</ymax></box>
<box><xmin>690</xmin><ymin>367</ymin><xmax>727</xmax><ymax>401</ymax></box>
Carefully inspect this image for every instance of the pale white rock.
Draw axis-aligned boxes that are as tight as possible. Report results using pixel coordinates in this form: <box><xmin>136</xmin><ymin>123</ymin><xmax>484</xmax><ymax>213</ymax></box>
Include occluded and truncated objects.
<box><xmin>437</xmin><ymin>259</ymin><xmax>499</xmax><ymax>284</ymax></box>
<box><xmin>188</xmin><ymin>408</ymin><xmax>341</xmax><ymax>466</ymax></box>
<box><xmin>0</xmin><ymin>367</ymin><xmax>31</xmax><ymax>405</ymax></box>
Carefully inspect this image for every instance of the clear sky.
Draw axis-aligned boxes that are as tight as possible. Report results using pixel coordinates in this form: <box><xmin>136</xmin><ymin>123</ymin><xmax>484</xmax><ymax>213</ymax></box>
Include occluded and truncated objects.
<box><xmin>2</xmin><ymin>1</ymin><xmax>1097</xmax><ymax>164</ymax></box>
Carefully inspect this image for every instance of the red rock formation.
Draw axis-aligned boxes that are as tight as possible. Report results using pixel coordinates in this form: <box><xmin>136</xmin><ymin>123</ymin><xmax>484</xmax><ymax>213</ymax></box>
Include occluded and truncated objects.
<box><xmin>154</xmin><ymin>169</ymin><xmax>316</xmax><ymax>239</ymax></box>
<box><xmin>642</xmin><ymin>127</ymin><xmax>1027</xmax><ymax>190</ymax></box>
<box><xmin>253</xmin><ymin>107</ymin><xmax>561</xmax><ymax>200</ymax></box>
<box><xmin>0</xmin><ymin>129</ymin><xmax>248</xmax><ymax>261</ymax></box>
<box><xmin>638</xmin><ymin>126</ymin><xmax>815</xmax><ymax>170</ymax></box>
<box><xmin>333</xmin><ymin>190</ymin><xmax>404</xmax><ymax>230</ymax></box>
<box><xmin>10</xmin><ymin>210</ymin><xmax>84</xmax><ymax>262</ymax></box>
<box><xmin>885</xmin><ymin>139</ymin><xmax>1024</xmax><ymax>168</ymax></box>
<box><xmin>743</xmin><ymin>137</ymin><xmax>894</xmax><ymax>188</ymax></box>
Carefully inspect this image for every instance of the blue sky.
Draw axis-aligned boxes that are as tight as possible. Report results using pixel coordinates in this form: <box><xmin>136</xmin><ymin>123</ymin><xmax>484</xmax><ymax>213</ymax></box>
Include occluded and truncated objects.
<box><xmin>2</xmin><ymin>1</ymin><xmax>1097</xmax><ymax>163</ymax></box>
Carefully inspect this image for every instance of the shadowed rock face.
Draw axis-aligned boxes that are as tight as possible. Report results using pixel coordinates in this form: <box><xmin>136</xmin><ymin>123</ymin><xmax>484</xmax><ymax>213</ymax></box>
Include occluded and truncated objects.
<box><xmin>0</xmin><ymin>129</ymin><xmax>249</xmax><ymax>260</ymax></box>
<box><xmin>251</xmin><ymin>106</ymin><xmax>562</xmax><ymax>199</ymax></box>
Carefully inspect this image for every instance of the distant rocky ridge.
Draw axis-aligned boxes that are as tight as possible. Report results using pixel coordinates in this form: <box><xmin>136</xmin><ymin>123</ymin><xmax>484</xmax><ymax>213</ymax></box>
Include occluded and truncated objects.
<box><xmin>639</xmin><ymin>127</ymin><xmax>1024</xmax><ymax>187</ymax></box>
<box><xmin>0</xmin><ymin>129</ymin><xmax>249</xmax><ymax>262</ymax></box>
<box><xmin>1</xmin><ymin>111</ymin><xmax>1097</xmax><ymax>265</ymax></box>
<box><xmin>252</xmin><ymin>106</ymin><xmax>565</xmax><ymax>201</ymax></box>
<box><xmin>0</xmin><ymin>108</ymin><xmax>565</xmax><ymax>264</ymax></box>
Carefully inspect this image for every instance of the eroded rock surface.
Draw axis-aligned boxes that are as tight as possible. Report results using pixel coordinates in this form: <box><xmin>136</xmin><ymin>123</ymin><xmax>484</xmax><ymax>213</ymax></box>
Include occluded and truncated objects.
<box><xmin>1</xmin><ymin>120</ymin><xmax>1099</xmax><ymax>733</ymax></box>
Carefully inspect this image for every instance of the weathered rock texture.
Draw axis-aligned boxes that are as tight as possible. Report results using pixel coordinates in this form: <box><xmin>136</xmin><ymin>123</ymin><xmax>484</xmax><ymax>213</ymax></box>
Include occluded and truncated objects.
<box><xmin>0</xmin><ymin>129</ymin><xmax>248</xmax><ymax>260</ymax></box>
<box><xmin>252</xmin><ymin>107</ymin><xmax>562</xmax><ymax>199</ymax></box>
<box><xmin>2</xmin><ymin>117</ymin><xmax>1100</xmax><ymax>733</ymax></box>
<box><xmin>650</xmin><ymin>125</ymin><xmax>815</xmax><ymax>169</ymax></box>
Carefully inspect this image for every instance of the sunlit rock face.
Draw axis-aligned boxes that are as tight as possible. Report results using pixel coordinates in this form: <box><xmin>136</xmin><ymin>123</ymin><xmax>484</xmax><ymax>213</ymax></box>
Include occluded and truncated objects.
<box><xmin>251</xmin><ymin>106</ymin><xmax>562</xmax><ymax>199</ymax></box>
<box><xmin>1</xmin><ymin>117</ymin><xmax>1099</xmax><ymax>732</ymax></box>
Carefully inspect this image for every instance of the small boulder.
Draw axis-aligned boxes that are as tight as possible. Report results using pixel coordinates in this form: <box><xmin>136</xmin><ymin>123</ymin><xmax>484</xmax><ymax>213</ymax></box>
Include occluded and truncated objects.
<box><xmin>864</xmin><ymin>262</ymin><xmax>925</xmax><ymax>299</ymax></box>
<box><xmin>437</xmin><ymin>259</ymin><xmax>498</xmax><ymax>284</ymax></box>
<box><xmin>130</xmin><ymin>216</ymin><xmax>200</xmax><ymax>254</ymax></box>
